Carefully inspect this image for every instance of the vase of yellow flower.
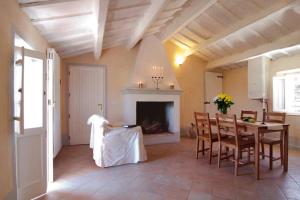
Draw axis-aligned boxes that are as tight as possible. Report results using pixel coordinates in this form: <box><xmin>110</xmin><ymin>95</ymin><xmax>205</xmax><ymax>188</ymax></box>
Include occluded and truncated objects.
<box><xmin>213</xmin><ymin>93</ymin><xmax>234</xmax><ymax>114</ymax></box>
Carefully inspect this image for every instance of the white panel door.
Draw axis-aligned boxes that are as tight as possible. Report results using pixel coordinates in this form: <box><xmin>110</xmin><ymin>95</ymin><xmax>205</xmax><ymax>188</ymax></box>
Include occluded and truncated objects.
<box><xmin>69</xmin><ymin>66</ymin><xmax>105</xmax><ymax>145</ymax></box>
<box><xmin>15</xmin><ymin>47</ymin><xmax>47</xmax><ymax>200</ymax></box>
<box><xmin>46</xmin><ymin>48</ymin><xmax>61</xmax><ymax>183</ymax></box>
<box><xmin>205</xmin><ymin>72</ymin><xmax>223</xmax><ymax>117</ymax></box>
<box><xmin>47</xmin><ymin>49</ymin><xmax>61</xmax><ymax>158</ymax></box>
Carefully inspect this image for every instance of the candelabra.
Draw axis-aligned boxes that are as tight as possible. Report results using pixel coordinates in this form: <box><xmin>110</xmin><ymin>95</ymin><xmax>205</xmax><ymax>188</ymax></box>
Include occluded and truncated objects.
<box><xmin>152</xmin><ymin>76</ymin><xmax>164</xmax><ymax>90</ymax></box>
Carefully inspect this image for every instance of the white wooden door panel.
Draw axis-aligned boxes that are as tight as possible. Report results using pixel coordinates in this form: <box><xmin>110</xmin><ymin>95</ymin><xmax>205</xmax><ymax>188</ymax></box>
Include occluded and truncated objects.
<box><xmin>205</xmin><ymin>72</ymin><xmax>223</xmax><ymax>117</ymax></box>
<box><xmin>51</xmin><ymin>50</ymin><xmax>61</xmax><ymax>158</ymax></box>
<box><xmin>17</xmin><ymin>133</ymin><xmax>46</xmax><ymax>199</ymax></box>
<box><xmin>69</xmin><ymin>66</ymin><xmax>105</xmax><ymax>145</ymax></box>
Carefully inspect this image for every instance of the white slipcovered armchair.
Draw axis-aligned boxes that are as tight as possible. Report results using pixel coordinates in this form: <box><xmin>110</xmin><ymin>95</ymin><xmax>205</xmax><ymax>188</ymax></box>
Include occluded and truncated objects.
<box><xmin>87</xmin><ymin>115</ymin><xmax>147</xmax><ymax>167</ymax></box>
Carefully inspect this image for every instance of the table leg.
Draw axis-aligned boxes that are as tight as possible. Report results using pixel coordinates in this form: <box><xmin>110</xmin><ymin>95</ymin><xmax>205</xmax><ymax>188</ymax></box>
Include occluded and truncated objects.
<box><xmin>283</xmin><ymin>126</ymin><xmax>289</xmax><ymax>172</ymax></box>
<box><xmin>255</xmin><ymin>127</ymin><xmax>260</xmax><ymax>180</ymax></box>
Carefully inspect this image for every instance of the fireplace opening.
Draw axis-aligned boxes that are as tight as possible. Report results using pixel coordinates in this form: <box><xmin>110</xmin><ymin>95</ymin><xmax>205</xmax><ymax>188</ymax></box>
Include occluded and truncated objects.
<box><xmin>136</xmin><ymin>101</ymin><xmax>174</xmax><ymax>134</ymax></box>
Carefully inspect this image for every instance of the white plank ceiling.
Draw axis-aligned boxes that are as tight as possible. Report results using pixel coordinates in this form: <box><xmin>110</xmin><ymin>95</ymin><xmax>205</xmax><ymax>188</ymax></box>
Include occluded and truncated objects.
<box><xmin>18</xmin><ymin>0</ymin><xmax>300</xmax><ymax>68</ymax></box>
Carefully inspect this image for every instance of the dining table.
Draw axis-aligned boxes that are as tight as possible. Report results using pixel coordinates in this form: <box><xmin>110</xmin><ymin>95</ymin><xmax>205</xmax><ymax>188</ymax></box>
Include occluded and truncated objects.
<box><xmin>210</xmin><ymin>118</ymin><xmax>290</xmax><ymax>180</ymax></box>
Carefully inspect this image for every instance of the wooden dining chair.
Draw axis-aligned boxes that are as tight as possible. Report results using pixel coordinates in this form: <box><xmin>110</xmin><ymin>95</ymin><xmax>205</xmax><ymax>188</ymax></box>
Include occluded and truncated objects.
<box><xmin>194</xmin><ymin>112</ymin><xmax>220</xmax><ymax>164</ymax></box>
<box><xmin>261</xmin><ymin>112</ymin><xmax>286</xmax><ymax>170</ymax></box>
<box><xmin>239</xmin><ymin>110</ymin><xmax>258</xmax><ymax>158</ymax></box>
<box><xmin>240</xmin><ymin>110</ymin><xmax>258</xmax><ymax>135</ymax></box>
<box><xmin>216</xmin><ymin>113</ymin><xmax>255</xmax><ymax>176</ymax></box>
<box><xmin>241</xmin><ymin>110</ymin><xmax>258</xmax><ymax>121</ymax></box>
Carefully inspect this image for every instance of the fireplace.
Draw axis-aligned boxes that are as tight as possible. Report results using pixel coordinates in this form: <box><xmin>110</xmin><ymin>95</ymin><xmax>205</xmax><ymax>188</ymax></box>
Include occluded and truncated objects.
<box><xmin>123</xmin><ymin>88</ymin><xmax>181</xmax><ymax>145</ymax></box>
<box><xmin>136</xmin><ymin>101</ymin><xmax>174</xmax><ymax>134</ymax></box>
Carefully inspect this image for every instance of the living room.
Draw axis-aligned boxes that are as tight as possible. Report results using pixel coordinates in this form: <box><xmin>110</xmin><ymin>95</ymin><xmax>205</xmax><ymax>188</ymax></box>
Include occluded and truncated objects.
<box><xmin>1</xmin><ymin>0</ymin><xmax>300</xmax><ymax>199</ymax></box>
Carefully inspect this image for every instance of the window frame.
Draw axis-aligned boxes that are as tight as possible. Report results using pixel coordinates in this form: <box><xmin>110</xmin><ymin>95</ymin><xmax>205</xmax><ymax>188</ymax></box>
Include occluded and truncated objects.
<box><xmin>273</xmin><ymin>68</ymin><xmax>300</xmax><ymax>115</ymax></box>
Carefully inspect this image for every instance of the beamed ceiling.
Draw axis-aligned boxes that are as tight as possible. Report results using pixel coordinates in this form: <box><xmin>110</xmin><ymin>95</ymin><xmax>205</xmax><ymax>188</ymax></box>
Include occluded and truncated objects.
<box><xmin>18</xmin><ymin>0</ymin><xmax>300</xmax><ymax>69</ymax></box>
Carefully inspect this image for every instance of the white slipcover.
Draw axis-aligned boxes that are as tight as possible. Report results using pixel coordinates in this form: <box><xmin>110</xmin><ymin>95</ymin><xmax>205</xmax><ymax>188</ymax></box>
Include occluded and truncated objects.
<box><xmin>87</xmin><ymin>115</ymin><xmax>147</xmax><ymax>167</ymax></box>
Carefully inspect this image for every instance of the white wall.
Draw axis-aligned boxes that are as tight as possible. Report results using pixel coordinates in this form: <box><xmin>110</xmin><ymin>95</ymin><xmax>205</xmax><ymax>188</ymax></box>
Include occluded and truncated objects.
<box><xmin>128</xmin><ymin>35</ymin><xmax>180</xmax><ymax>90</ymax></box>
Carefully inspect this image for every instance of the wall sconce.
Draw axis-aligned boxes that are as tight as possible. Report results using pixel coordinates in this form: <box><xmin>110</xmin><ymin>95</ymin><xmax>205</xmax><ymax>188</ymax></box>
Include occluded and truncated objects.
<box><xmin>175</xmin><ymin>55</ymin><xmax>185</xmax><ymax>66</ymax></box>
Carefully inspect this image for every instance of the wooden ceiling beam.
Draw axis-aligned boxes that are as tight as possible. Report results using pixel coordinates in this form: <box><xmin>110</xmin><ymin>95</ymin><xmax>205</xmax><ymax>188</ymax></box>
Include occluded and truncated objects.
<box><xmin>193</xmin><ymin>52</ymin><xmax>209</xmax><ymax>61</ymax></box>
<box><xmin>94</xmin><ymin>0</ymin><xmax>110</xmax><ymax>59</ymax></box>
<box><xmin>159</xmin><ymin>0</ymin><xmax>217</xmax><ymax>42</ymax></box>
<box><xmin>207</xmin><ymin>29</ymin><xmax>300</xmax><ymax>69</ymax></box>
<box><xmin>61</xmin><ymin>47</ymin><xmax>93</xmax><ymax>58</ymax></box>
<box><xmin>47</xmin><ymin>32</ymin><xmax>92</xmax><ymax>43</ymax></box>
<box><xmin>20</xmin><ymin>0</ymin><xmax>79</xmax><ymax>8</ymax></box>
<box><xmin>54</xmin><ymin>39</ymin><xmax>94</xmax><ymax>50</ymax></box>
<box><xmin>31</xmin><ymin>12</ymin><xmax>92</xmax><ymax>24</ymax></box>
<box><xmin>127</xmin><ymin>0</ymin><xmax>169</xmax><ymax>49</ymax></box>
<box><xmin>190</xmin><ymin>0</ymin><xmax>298</xmax><ymax>55</ymax></box>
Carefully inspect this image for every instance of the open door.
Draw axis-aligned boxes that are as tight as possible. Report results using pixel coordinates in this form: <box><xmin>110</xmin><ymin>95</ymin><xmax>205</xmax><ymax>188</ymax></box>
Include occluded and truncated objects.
<box><xmin>47</xmin><ymin>48</ymin><xmax>61</xmax><ymax>183</ymax></box>
<box><xmin>204</xmin><ymin>72</ymin><xmax>223</xmax><ymax>117</ymax></box>
<box><xmin>14</xmin><ymin>47</ymin><xmax>47</xmax><ymax>200</ymax></box>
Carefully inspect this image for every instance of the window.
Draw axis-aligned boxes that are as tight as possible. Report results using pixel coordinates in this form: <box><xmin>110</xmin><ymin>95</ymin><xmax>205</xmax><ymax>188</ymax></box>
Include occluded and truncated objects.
<box><xmin>273</xmin><ymin>68</ymin><xmax>300</xmax><ymax>114</ymax></box>
<box><xmin>14</xmin><ymin>34</ymin><xmax>33</xmax><ymax>134</ymax></box>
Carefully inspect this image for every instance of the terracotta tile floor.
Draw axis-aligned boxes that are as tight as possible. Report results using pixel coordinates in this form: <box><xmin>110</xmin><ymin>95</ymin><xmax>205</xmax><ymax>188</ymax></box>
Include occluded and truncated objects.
<box><xmin>40</xmin><ymin>138</ymin><xmax>300</xmax><ymax>200</ymax></box>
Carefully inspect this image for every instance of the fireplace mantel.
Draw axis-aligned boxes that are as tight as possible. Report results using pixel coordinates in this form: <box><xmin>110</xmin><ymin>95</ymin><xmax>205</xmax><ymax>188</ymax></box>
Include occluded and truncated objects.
<box><xmin>123</xmin><ymin>88</ymin><xmax>182</xmax><ymax>95</ymax></box>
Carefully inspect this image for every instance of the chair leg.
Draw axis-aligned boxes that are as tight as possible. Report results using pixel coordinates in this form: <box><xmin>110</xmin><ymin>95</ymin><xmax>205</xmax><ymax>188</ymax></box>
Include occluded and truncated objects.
<box><xmin>247</xmin><ymin>147</ymin><xmax>251</xmax><ymax>162</ymax></box>
<box><xmin>225</xmin><ymin>147</ymin><xmax>229</xmax><ymax>159</ymax></box>
<box><xmin>261</xmin><ymin>143</ymin><xmax>265</xmax><ymax>159</ymax></box>
<box><xmin>235</xmin><ymin>148</ymin><xmax>239</xmax><ymax>176</ymax></box>
<box><xmin>218</xmin><ymin>143</ymin><xmax>222</xmax><ymax>168</ymax></box>
<box><xmin>269</xmin><ymin>144</ymin><xmax>273</xmax><ymax>170</ymax></box>
<box><xmin>209</xmin><ymin>142</ymin><xmax>213</xmax><ymax>164</ymax></box>
<box><xmin>280</xmin><ymin>141</ymin><xmax>283</xmax><ymax>165</ymax></box>
<box><xmin>239</xmin><ymin>149</ymin><xmax>243</xmax><ymax>159</ymax></box>
<box><xmin>202</xmin><ymin>141</ymin><xmax>205</xmax><ymax>156</ymax></box>
<box><xmin>196</xmin><ymin>138</ymin><xmax>200</xmax><ymax>159</ymax></box>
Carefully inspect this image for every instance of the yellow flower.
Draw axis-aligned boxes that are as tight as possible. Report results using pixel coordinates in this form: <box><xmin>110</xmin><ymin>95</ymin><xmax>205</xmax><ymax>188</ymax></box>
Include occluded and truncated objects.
<box><xmin>218</xmin><ymin>93</ymin><xmax>226</xmax><ymax>99</ymax></box>
<box><xmin>217</xmin><ymin>93</ymin><xmax>233</xmax><ymax>103</ymax></box>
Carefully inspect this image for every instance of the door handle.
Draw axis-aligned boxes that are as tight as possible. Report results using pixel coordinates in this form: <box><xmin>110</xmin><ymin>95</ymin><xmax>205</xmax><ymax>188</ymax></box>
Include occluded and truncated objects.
<box><xmin>98</xmin><ymin>103</ymin><xmax>103</xmax><ymax>111</ymax></box>
<box><xmin>204</xmin><ymin>101</ymin><xmax>210</xmax><ymax>104</ymax></box>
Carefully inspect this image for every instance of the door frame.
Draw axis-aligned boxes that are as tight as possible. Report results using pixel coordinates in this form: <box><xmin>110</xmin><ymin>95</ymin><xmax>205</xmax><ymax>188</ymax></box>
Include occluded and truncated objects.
<box><xmin>67</xmin><ymin>63</ymin><xmax>107</xmax><ymax>144</ymax></box>
<box><xmin>10</xmin><ymin>30</ymin><xmax>34</xmax><ymax>200</ymax></box>
<box><xmin>10</xmin><ymin>31</ymin><xmax>53</xmax><ymax>200</ymax></box>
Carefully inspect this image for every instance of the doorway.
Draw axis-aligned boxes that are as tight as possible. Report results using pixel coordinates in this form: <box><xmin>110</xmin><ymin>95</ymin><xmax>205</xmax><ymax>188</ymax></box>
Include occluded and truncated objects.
<box><xmin>69</xmin><ymin>65</ymin><xmax>106</xmax><ymax>145</ymax></box>
<box><xmin>204</xmin><ymin>72</ymin><xmax>223</xmax><ymax>117</ymax></box>
<box><xmin>13</xmin><ymin>35</ymin><xmax>60</xmax><ymax>200</ymax></box>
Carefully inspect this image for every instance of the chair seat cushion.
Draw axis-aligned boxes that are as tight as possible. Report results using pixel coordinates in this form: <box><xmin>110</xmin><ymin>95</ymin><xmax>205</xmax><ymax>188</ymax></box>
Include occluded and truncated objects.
<box><xmin>199</xmin><ymin>133</ymin><xmax>227</xmax><ymax>141</ymax></box>
<box><xmin>221</xmin><ymin>136</ymin><xmax>255</xmax><ymax>147</ymax></box>
<box><xmin>239</xmin><ymin>130</ymin><xmax>254</xmax><ymax>136</ymax></box>
<box><xmin>261</xmin><ymin>137</ymin><xmax>282</xmax><ymax>144</ymax></box>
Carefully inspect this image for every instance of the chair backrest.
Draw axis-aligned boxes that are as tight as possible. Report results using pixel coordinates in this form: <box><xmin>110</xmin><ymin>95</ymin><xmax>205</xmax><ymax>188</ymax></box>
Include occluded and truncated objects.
<box><xmin>194</xmin><ymin>112</ymin><xmax>212</xmax><ymax>138</ymax></box>
<box><xmin>264</xmin><ymin>112</ymin><xmax>286</xmax><ymax>123</ymax></box>
<box><xmin>241</xmin><ymin>110</ymin><xmax>257</xmax><ymax>121</ymax></box>
<box><xmin>216</xmin><ymin>113</ymin><xmax>239</xmax><ymax>146</ymax></box>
